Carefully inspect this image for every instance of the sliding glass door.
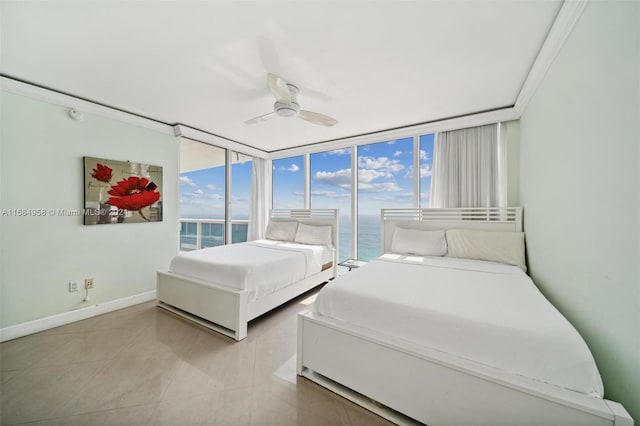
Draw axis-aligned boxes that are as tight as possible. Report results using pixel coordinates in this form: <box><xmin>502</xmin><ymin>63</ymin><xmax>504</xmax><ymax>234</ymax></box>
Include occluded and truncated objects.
<box><xmin>179</xmin><ymin>140</ymin><xmax>256</xmax><ymax>250</ymax></box>
<box><xmin>178</xmin><ymin>139</ymin><xmax>226</xmax><ymax>251</ymax></box>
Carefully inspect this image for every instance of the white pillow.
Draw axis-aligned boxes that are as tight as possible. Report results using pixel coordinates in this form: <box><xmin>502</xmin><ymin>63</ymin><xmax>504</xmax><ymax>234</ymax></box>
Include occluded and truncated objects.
<box><xmin>446</xmin><ymin>229</ymin><xmax>526</xmax><ymax>271</ymax></box>
<box><xmin>391</xmin><ymin>227</ymin><xmax>447</xmax><ymax>256</ymax></box>
<box><xmin>294</xmin><ymin>223</ymin><xmax>333</xmax><ymax>246</ymax></box>
<box><xmin>265</xmin><ymin>221</ymin><xmax>298</xmax><ymax>241</ymax></box>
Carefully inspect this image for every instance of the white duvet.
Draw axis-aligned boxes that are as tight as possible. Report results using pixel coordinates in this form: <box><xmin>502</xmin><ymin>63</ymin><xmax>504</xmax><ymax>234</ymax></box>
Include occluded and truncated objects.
<box><xmin>313</xmin><ymin>254</ymin><xmax>604</xmax><ymax>398</ymax></box>
<box><xmin>170</xmin><ymin>240</ymin><xmax>332</xmax><ymax>301</ymax></box>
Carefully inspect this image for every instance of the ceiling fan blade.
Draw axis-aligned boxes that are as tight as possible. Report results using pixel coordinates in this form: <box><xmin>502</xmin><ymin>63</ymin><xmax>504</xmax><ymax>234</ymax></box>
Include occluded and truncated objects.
<box><xmin>298</xmin><ymin>110</ymin><xmax>338</xmax><ymax>127</ymax></box>
<box><xmin>257</xmin><ymin>35</ymin><xmax>281</xmax><ymax>75</ymax></box>
<box><xmin>268</xmin><ymin>73</ymin><xmax>291</xmax><ymax>104</ymax></box>
<box><xmin>245</xmin><ymin>112</ymin><xmax>276</xmax><ymax>125</ymax></box>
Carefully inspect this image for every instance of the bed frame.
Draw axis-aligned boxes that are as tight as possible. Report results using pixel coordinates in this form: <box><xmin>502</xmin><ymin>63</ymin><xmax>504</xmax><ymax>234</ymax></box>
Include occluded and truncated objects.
<box><xmin>158</xmin><ymin>209</ymin><xmax>338</xmax><ymax>341</ymax></box>
<box><xmin>297</xmin><ymin>207</ymin><xmax>633</xmax><ymax>426</ymax></box>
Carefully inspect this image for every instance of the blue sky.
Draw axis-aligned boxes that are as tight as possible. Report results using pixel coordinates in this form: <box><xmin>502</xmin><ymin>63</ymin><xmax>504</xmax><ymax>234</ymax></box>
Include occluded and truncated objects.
<box><xmin>273</xmin><ymin>134</ymin><xmax>434</xmax><ymax>215</ymax></box>
<box><xmin>180</xmin><ymin>134</ymin><xmax>434</xmax><ymax>219</ymax></box>
<box><xmin>179</xmin><ymin>158</ymin><xmax>252</xmax><ymax>219</ymax></box>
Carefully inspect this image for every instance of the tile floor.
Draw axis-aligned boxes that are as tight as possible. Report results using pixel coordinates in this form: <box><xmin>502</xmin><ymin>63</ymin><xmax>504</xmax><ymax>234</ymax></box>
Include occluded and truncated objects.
<box><xmin>0</xmin><ymin>289</ymin><xmax>394</xmax><ymax>426</ymax></box>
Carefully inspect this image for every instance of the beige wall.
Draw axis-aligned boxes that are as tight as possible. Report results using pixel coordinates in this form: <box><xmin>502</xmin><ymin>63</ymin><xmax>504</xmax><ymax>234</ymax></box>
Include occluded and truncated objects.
<box><xmin>1</xmin><ymin>89</ymin><xmax>179</xmax><ymax>327</ymax></box>
<box><xmin>520</xmin><ymin>1</ymin><xmax>639</xmax><ymax>420</ymax></box>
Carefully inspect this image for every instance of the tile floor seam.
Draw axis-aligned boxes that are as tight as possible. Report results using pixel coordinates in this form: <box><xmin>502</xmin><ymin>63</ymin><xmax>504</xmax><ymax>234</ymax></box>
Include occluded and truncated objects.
<box><xmin>0</xmin><ymin>297</ymin><xmax>395</xmax><ymax>426</ymax></box>
<box><xmin>5</xmin><ymin>401</ymin><xmax>159</xmax><ymax>426</ymax></box>
<box><xmin>0</xmin><ymin>369</ymin><xmax>25</xmax><ymax>387</ymax></box>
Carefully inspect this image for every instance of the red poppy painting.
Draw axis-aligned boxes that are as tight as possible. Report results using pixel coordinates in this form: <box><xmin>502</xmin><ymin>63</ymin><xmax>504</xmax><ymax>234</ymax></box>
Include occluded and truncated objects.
<box><xmin>84</xmin><ymin>157</ymin><xmax>163</xmax><ymax>225</ymax></box>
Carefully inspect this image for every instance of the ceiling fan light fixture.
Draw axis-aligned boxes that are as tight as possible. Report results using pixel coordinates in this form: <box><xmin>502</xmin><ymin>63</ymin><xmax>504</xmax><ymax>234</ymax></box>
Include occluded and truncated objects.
<box><xmin>275</xmin><ymin>101</ymin><xmax>300</xmax><ymax>117</ymax></box>
<box><xmin>245</xmin><ymin>74</ymin><xmax>337</xmax><ymax>127</ymax></box>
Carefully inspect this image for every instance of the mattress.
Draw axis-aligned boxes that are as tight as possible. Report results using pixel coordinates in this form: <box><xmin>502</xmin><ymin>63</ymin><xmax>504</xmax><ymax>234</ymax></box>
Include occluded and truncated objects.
<box><xmin>170</xmin><ymin>240</ymin><xmax>333</xmax><ymax>301</ymax></box>
<box><xmin>312</xmin><ymin>254</ymin><xmax>604</xmax><ymax>398</ymax></box>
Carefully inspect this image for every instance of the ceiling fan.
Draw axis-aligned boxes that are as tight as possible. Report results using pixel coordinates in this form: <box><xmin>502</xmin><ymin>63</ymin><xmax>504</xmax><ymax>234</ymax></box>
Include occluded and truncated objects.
<box><xmin>245</xmin><ymin>74</ymin><xmax>337</xmax><ymax>127</ymax></box>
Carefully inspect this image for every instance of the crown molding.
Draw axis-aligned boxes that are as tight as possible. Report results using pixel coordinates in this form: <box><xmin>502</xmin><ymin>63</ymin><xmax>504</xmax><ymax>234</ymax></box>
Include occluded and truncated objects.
<box><xmin>1</xmin><ymin>76</ymin><xmax>175</xmax><ymax>135</ymax></box>
<box><xmin>268</xmin><ymin>107</ymin><xmax>519</xmax><ymax>159</ymax></box>
<box><xmin>514</xmin><ymin>0</ymin><xmax>589</xmax><ymax>115</ymax></box>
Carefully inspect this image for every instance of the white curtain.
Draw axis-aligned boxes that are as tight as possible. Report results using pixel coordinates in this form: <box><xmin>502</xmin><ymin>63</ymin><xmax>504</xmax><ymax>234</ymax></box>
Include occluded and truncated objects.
<box><xmin>429</xmin><ymin>123</ymin><xmax>505</xmax><ymax>208</ymax></box>
<box><xmin>247</xmin><ymin>157</ymin><xmax>271</xmax><ymax>241</ymax></box>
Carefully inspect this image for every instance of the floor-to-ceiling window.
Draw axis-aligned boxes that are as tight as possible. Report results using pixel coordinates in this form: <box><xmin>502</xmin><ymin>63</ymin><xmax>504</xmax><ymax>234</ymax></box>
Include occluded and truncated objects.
<box><xmin>178</xmin><ymin>140</ymin><xmax>256</xmax><ymax>250</ymax></box>
<box><xmin>419</xmin><ymin>133</ymin><xmax>435</xmax><ymax>207</ymax></box>
<box><xmin>178</xmin><ymin>139</ymin><xmax>226</xmax><ymax>251</ymax></box>
<box><xmin>357</xmin><ymin>137</ymin><xmax>414</xmax><ymax>261</ymax></box>
<box><xmin>269</xmin><ymin>133</ymin><xmax>435</xmax><ymax>261</ymax></box>
<box><xmin>272</xmin><ymin>156</ymin><xmax>304</xmax><ymax>209</ymax></box>
<box><xmin>310</xmin><ymin>149</ymin><xmax>352</xmax><ymax>261</ymax></box>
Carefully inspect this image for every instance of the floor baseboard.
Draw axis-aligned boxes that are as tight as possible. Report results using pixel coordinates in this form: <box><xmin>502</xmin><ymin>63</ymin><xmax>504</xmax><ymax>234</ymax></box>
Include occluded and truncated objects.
<box><xmin>0</xmin><ymin>290</ymin><xmax>157</xmax><ymax>342</ymax></box>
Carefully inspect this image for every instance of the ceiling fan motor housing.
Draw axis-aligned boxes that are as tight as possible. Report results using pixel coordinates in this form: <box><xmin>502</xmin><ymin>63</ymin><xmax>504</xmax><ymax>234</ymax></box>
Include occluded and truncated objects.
<box><xmin>245</xmin><ymin>75</ymin><xmax>336</xmax><ymax>126</ymax></box>
<box><xmin>275</xmin><ymin>101</ymin><xmax>300</xmax><ymax>117</ymax></box>
<box><xmin>275</xmin><ymin>84</ymin><xmax>300</xmax><ymax>117</ymax></box>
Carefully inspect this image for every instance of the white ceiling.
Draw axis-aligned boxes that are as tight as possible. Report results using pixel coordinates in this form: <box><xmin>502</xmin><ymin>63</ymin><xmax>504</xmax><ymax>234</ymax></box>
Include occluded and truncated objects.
<box><xmin>1</xmin><ymin>1</ymin><xmax>563</xmax><ymax>153</ymax></box>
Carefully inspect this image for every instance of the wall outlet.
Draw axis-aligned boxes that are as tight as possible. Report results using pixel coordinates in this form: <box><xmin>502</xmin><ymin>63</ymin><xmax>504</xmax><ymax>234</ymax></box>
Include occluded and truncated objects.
<box><xmin>69</xmin><ymin>281</ymin><xmax>78</xmax><ymax>292</ymax></box>
<box><xmin>84</xmin><ymin>277</ymin><xmax>94</xmax><ymax>289</ymax></box>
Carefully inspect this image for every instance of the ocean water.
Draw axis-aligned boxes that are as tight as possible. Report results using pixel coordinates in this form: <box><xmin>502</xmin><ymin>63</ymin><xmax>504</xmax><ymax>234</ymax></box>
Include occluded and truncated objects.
<box><xmin>179</xmin><ymin>215</ymin><xmax>382</xmax><ymax>261</ymax></box>
<box><xmin>180</xmin><ymin>222</ymin><xmax>247</xmax><ymax>250</ymax></box>
<box><xmin>355</xmin><ymin>215</ymin><xmax>382</xmax><ymax>262</ymax></box>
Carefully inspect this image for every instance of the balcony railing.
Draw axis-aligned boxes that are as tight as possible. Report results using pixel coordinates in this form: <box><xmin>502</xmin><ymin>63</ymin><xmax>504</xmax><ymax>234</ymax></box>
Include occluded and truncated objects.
<box><xmin>180</xmin><ymin>218</ymin><xmax>248</xmax><ymax>251</ymax></box>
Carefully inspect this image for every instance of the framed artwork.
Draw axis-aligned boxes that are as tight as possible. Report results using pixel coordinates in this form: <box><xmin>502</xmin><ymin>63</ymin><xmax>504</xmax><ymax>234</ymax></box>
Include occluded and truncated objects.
<box><xmin>83</xmin><ymin>156</ymin><xmax>163</xmax><ymax>225</ymax></box>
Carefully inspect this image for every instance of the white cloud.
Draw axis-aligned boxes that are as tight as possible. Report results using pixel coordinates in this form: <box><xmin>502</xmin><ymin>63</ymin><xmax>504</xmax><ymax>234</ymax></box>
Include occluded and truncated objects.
<box><xmin>358</xmin><ymin>182</ymin><xmax>401</xmax><ymax>193</ymax></box>
<box><xmin>312</xmin><ymin>166</ymin><xmax>410</xmax><ymax>198</ymax></box>
<box><xmin>314</xmin><ymin>169</ymin><xmax>351</xmax><ymax>187</ymax></box>
<box><xmin>393</xmin><ymin>151</ymin><xmax>403</xmax><ymax>157</ymax></box>
<box><xmin>327</xmin><ymin>148</ymin><xmax>350</xmax><ymax>156</ymax></box>
<box><xmin>310</xmin><ymin>190</ymin><xmax>350</xmax><ymax>198</ymax></box>
<box><xmin>357</xmin><ymin>168</ymin><xmax>390</xmax><ymax>182</ymax></box>
<box><xmin>402</xmin><ymin>163</ymin><xmax>432</xmax><ymax>179</ymax></box>
<box><xmin>421</xmin><ymin>192</ymin><xmax>431</xmax><ymax>205</ymax></box>
<box><xmin>394</xmin><ymin>192</ymin><xmax>414</xmax><ymax>201</ymax></box>
<box><xmin>184</xmin><ymin>189</ymin><xmax>204</xmax><ymax>197</ymax></box>
<box><xmin>314</xmin><ymin>168</ymin><xmax>395</xmax><ymax>186</ymax></box>
<box><xmin>357</xmin><ymin>156</ymin><xmax>404</xmax><ymax>173</ymax></box>
<box><xmin>205</xmin><ymin>184</ymin><xmax>217</xmax><ymax>191</ymax></box>
<box><xmin>283</xmin><ymin>164</ymin><xmax>299</xmax><ymax>172</ymax></box>
<box><xmin>420</xmin><ymin>149</ymin><xmax>429</xmax><ymax>161</ymax></box>
<box><xmin>183</xmin><ymin>189</ymin><xmax>223</xmax><ymax>200</ymax></box>
<box><xmin>179</xmin><ymin>176</ymin><xmax>197</xmax><ymax>187</ymax></box>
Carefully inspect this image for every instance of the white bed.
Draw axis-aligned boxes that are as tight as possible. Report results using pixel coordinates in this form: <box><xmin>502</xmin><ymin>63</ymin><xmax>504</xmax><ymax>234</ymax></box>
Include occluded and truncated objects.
<box><xmin>158</xmin><ymin>209</ymin><xmax>337</xmax><ymax>341</ymax></box>
<box><xmin>297</xmin><ymin>207</ymin><xmax>633</xmax><ymax>426</ymax></box>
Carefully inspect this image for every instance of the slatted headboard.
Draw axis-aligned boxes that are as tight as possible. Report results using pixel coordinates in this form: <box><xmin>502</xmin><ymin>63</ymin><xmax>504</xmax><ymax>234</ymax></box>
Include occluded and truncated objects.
<box><xmin>381</xmin><ymin>207</ymin><xmax>522</xmax><ymax>254</ymax></box>
<box><xmin>269</xmin><ymin>209</ymin><xmax>339</xmax><ymax>250</ymax></box>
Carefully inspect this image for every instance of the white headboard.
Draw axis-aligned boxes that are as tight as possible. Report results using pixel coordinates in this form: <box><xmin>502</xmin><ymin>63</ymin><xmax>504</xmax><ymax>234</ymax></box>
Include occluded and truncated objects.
<box><xmin>269</xmin><ymin>209</ymin><xmax>339</xmax><ymax>250</ymax></box>
<box><xmin>381</xmin><ymin>207</ymin><xmax>522</xmax><ymax>253</ymax></box>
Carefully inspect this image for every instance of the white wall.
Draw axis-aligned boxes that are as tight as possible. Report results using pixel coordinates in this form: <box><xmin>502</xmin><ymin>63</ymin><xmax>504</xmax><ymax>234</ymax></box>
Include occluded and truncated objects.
<box><xmin>520</xmin><ymin>1</ymin><xmax>639</xmax><ymax>421</ymax></box>
<box><xmin>0</xmin><ymin>88</ymin><xmax>179</xmax><ymax>330</ymax></box>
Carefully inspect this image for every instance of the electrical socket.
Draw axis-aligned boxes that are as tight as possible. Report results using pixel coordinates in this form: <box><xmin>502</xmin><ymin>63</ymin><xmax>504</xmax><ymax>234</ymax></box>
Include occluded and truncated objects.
<box><xmin>84</xmin><ymin>277</ymin><xmax>94</xmax><ymax>289</ymax></box>
<box><xmin>69</xmin><ymin>281</ymin><xmax>78</xmax><ymax>292</ymax></box>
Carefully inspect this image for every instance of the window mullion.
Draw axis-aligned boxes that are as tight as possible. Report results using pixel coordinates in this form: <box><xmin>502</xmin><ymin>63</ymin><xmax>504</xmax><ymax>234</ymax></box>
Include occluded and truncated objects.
<box><xmin>225</xmin><ymin>149</ymin><xmax>232</xmax><ymax>245</ymax></box>
<box><xmin>413</xmin><ymin>135</ymin><xmax>420</xmax><ymax>208</ymax></box>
